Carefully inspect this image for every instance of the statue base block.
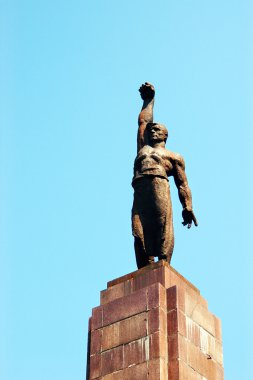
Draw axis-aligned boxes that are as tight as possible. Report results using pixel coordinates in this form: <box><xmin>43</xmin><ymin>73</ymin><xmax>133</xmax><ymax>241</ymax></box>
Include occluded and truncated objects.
<box><xmin>86</xmin><ymin>261</ymin><xmax>224</xmax><ymax>379</ymax></box>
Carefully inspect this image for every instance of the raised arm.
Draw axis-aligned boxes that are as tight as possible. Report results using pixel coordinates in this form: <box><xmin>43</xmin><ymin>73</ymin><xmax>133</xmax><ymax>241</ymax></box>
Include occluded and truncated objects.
<box><xmin>173</xmin><ymin>154</ymin><xmax>198</xmax><ymax>228</ymax></box>
<box><xmin>137</xmin><ymin>82</ymin><xmax>155</xmax><ymax>152</ymax></box>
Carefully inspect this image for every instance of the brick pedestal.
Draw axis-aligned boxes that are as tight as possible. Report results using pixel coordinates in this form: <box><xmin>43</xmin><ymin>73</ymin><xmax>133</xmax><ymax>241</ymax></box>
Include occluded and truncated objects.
<box><xmin>86</xmin><ymin>261</ymin><xmax>224</xmax><ymax>380</ymax></box>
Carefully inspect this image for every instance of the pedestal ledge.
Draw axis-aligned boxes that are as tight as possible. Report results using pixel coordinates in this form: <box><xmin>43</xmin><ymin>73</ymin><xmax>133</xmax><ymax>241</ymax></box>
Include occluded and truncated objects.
<box><xmin>107</xmin><ymin>261</ymin><xmax>199</xmax><ymax>293</ymax></box>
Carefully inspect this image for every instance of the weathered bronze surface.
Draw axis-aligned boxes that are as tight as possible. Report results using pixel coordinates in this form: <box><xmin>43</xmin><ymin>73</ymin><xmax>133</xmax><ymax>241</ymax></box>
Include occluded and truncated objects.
<box><xmin>132</xmin><ymin>83</ymin><xmax>197</xmax><ymax>269</ymax></box>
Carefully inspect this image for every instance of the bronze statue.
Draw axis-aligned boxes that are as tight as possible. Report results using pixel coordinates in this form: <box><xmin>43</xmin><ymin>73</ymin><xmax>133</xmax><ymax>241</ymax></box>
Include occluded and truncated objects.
<box><xmin>132</xmin><ymin>82</ymin><xmax>198</xmax><ymax>269</ymax></box>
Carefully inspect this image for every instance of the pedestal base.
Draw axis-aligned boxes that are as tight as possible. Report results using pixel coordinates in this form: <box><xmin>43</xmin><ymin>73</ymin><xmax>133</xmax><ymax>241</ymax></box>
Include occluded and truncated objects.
<box><xmin>87</xmin><ymin>261</ymin><xmax>224</xmax><ymax>379</ymax></box>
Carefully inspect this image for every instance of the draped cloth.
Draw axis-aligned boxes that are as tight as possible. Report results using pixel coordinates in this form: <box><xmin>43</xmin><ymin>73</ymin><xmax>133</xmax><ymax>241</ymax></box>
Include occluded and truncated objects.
<box><xmin>132</xmin><ymin>176</ymin><xmax>174</xmax><ymax>268</ymax></box>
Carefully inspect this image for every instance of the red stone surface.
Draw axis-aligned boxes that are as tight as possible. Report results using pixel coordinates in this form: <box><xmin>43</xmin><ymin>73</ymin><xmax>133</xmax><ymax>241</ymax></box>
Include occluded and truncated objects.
<box><xmin>103</xmin><ymin>287</ymin><xmax>147</xmax><ymax>326</ymax></box>
<box><xmin>87</xmin><ymin>261</ymin><xmax>224</xmax><ymax>379</ymax></box>
<box><xmin>91</xmin><ymin>306</ymin><xmax>103</xmax><ymax>331</ymax></box>
<box><xmin>101</xmin><ymin>312</ymin><xmax>148</xmax><ymax>351</ymax></box>
<box><xmin>148</xmin><ymin>307</ymin><xmax>167</xmax><ymax>335</ymax></box>
<box><xmin>101</xmin><ymin>345</ymin><xmax>124</xmax><ymax>376</ymax></box>
<box><xmin>90</xmin><ymin>329</ymin><xmax>102</xmax><ymax>355</ymax></box>
<box><xmin>124</xmin><ymin>337</ymin><xmax>149</xmax><ymax>367</ymax></box>
<box><xmin>101</xmin><ymin>361</ymin><xmax>148</xmax><ymax>380</ymax></box>
<box><xmin>147</xmin><ymin>282</ymin><xmax>167</xmax><ymax>310</ymax></box>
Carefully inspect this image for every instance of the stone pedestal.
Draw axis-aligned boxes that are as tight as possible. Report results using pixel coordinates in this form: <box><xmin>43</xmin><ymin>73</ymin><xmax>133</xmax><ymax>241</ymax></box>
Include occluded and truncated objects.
<box><xmin>86</xmin><ymin>261</ymin><xmax>224</xmax><ymax>380</ymax></box>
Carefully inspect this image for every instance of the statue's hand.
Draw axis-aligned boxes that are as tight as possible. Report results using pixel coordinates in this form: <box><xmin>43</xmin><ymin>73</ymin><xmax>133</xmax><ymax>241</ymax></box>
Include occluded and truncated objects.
<box><xmin>139</xmin><ymin>82</ymin><xmax>155</xmax><ymax>100</ymax></box>
<box><xmin>182</xmin><ymin>208</ymin><xmax>198</xmax><ymax>229</ymax></box>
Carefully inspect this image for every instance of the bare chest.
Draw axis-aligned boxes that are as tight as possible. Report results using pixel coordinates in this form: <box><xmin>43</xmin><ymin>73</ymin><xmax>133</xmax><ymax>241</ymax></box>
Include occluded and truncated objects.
<box><xmin>136</xmin><ymin>147</ymin><xmax>174</xmax><ymax>175</ymax></box>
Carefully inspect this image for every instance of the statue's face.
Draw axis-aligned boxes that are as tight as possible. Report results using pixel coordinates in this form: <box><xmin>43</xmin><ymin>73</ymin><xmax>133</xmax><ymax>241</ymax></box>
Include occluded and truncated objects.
<box><xmin>147</xmin><ymin>123</ymin><xmax>167</xmax><ymax>143</ymax></box>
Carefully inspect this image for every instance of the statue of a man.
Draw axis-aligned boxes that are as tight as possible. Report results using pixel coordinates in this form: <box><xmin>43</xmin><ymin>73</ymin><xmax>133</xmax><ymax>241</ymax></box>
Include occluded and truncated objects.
<box><xmin>132</xmin><ymin>82</ymin><xmax>198</xmax><ymax>269</ymax></box>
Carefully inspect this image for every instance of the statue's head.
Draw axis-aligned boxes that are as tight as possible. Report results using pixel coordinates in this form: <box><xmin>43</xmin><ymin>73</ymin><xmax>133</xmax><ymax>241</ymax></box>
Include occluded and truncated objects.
<box><xmin>146</xmin><ymin>122</ymin><xmax>168</xmax><ymax>144</ymax></box>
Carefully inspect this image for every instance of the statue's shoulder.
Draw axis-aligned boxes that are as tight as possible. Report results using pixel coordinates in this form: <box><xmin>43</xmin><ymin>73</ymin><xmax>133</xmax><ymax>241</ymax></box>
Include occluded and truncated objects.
<box><xmin>139</xmin><ymin>145</ymin><xmax>152</xmax><ymax>153</ymax></box>
<box><xmin>136</xmin><ymin>144</ymin><xmax>151</xmax><ymax>158</ymax></box>
<box><xmin>168</xmin><ymin>151</ymin><xmax>185</xmax><ymax>167</ymax></box>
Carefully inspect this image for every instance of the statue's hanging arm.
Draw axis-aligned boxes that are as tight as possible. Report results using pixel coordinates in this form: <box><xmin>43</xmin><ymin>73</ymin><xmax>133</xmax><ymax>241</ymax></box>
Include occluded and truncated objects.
<box><xmin>173</xmin><ymin>156</ymin><xmax>198</xmax><ymax>229</ymax></box>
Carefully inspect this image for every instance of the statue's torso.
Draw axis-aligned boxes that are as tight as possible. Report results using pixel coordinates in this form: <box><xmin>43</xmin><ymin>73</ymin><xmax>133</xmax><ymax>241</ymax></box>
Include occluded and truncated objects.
<box><xmin>133</xmin><ymin>145</ymin><xmax>175</xmax><ymax>184</ymax></box>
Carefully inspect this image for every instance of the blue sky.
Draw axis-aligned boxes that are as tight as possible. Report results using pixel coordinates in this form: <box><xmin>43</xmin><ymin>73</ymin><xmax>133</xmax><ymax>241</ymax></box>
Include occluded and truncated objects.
<box><xmin>1</xmin><ymin>1</ymin><xmax>252</xmax><ymax>379</ymax></box>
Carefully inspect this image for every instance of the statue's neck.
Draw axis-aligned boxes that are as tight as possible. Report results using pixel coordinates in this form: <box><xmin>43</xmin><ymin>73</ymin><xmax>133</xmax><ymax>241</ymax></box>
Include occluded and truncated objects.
<box><xmin>149</xmin><ymin>141</ymin><xmax>166</xmax><ymax>149</ymax></box>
